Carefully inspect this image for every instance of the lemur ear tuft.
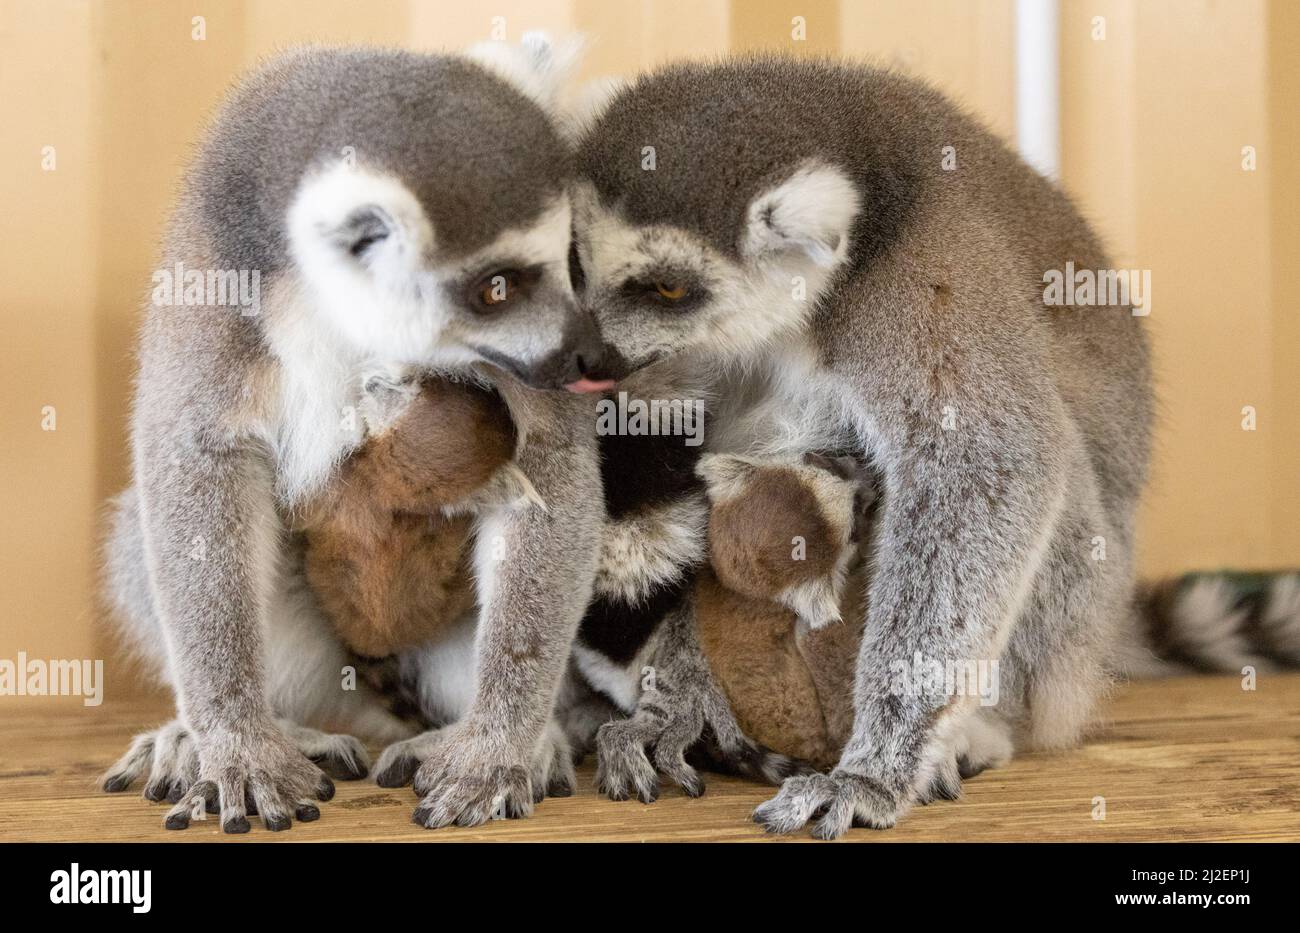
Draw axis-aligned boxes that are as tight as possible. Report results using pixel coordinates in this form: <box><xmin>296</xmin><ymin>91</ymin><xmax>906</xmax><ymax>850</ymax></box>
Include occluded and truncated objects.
<box><xmin>330</xmin><ymin>205</ymin><xmax>393</xmax><ymax>259</ymax></box>
<box><xmin>741</xmin><ymin>161</ymin><xmax>860</xmax><ymax>268</ymax></box>
<box><xmin>288</xmin><ymin>164</ymin><xmax>434</xmax><ymax>278</ymax></box>
<box><xmin>466</xmin><ymin>32</ymin><xmax>586</xmax><ymax>112</ymax></box>
<box><xmin>696</xmin><ymin>453</ymin><xmax>760</xmax><ymax>502</ymax></box>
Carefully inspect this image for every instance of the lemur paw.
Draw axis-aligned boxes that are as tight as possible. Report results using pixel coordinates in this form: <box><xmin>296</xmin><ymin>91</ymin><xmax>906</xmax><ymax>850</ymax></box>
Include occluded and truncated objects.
<box><xmin>157</xmin><ymin>723</ymin><xmax>335</xmax><ymax>834</ymax></box>
<box><xmin>916</xmin><ymin>756</ymin><xmax>963</xmax><ymax>805</ymax></box>
<box><xmin>531</xmin><ymin>720</ymin><xmax>576</xmax><ymax>802</ymax></box>
<box><xmin>594</xmin><ymin>707</ymin><xmax>705</xmax><ymax>802</ymax></box>
<box><xmin>103</xmin><ymin>719</ymin><xmax>369</xmax><ymax>814</ymax></box>
<box><xmin>407</xmin><ymin>721</ymin><xmax>535</xmax><ymax>828</ymax></box>
<box><xmin>101</xmin><ymin>719</ymin><xmax>198</xmax><ymax>803</ymax></box>
<box><xmin>752</xmin><ymin>770</ymin><xmax>902</xmax><ymax>839</ymax></box>
<box><xmin>373</xmin><ymin>730</ymin><xmax>444</xmax><ymax>788</ymax></box>
<box><xmin>276</xmin><ymin>719</ymin><xmax>370</xmax><ymax>781</ymax></box>
<box><xmin>375</xmin><ymin>721</ymin><xmax>573</xmax><ymax>805</ymax></box>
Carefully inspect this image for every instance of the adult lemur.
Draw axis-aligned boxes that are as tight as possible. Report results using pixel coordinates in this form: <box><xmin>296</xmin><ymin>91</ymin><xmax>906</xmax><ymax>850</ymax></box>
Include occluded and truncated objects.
<box><xmin>101</xmin><ymin>41</ymin><xmax>612</xmax><ymax>832</ymax></box>
<box><xmin>567</xmin><ymin>55</ymin><xmax>1157</xmax><ymax>838</ymax></box>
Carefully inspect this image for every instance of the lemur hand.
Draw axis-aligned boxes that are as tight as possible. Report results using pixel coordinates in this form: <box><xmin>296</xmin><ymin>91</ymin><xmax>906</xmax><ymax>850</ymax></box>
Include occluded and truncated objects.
<box><xmin>752</xmin><ymin>760</ymin><xmax>905</xmax><ymax>840</ymax></box>
<box><xmin>161</xmin><ymin>720</ymin><xmax>336</xmax><ymax>833</ymax></box>
<box><xmin>405</xmin><ymin>719</ymin><xmax>537</xmax><ymax>828</ymax></box>
<box><xmin>375</xmin><ymin>718</ymin><xmax>575</xmax><ymax>804</ymax></box>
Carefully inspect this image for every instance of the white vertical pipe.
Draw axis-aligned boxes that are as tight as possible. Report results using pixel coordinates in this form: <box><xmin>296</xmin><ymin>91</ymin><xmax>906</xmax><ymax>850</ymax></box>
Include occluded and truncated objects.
<box><xmin>1015</xmin><ymin>0</ymin><xmax>1061</xmax><ymax>179</ymax></box>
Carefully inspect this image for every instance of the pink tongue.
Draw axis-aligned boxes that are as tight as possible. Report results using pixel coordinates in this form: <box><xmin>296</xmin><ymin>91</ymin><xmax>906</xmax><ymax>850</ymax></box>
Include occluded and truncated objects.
<box><xmin>565</xmin><ymin>377</ymin><xmax>617</xmax><ymax>394</ymax></box>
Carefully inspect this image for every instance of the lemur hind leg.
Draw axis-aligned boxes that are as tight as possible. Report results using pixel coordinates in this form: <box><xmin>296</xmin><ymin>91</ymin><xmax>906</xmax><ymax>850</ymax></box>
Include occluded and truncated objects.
<box><xmin>595</xmin><ymin>601</ymin><xmax>806</xmax><ymax>803</ymax></box>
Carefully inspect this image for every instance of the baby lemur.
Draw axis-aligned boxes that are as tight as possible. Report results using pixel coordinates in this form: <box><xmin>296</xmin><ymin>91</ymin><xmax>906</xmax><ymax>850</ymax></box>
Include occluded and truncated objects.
<box><xmin>101</xmin><ymin>39</ymin><xmax>610</xmax><ymax>833</ymax></box>
<box><xmin>301</xmin><ymin>373</ymin><xmax>528</xmax><ymax>660</ymax></box>
<box><xmin>297</xmin><ymin>366</ymin><xmax>878</xmax><ymax>792</ymax></box>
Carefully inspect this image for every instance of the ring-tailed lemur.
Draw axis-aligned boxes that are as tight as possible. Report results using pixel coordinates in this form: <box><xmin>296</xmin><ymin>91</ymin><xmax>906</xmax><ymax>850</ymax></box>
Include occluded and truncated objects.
<box><xmin>100</xmin><ymin>38</ymin><xmax>615</xmax><ymax>833</ymax></box>
<box><xmin>566</xmin><ymin>55</ymin><xmax>1297</xmax><ymax>837</ymax></box>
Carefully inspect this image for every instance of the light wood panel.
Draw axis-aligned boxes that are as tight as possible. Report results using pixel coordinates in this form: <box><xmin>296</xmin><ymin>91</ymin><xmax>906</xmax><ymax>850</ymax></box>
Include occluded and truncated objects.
<box><xmin>2</xmin><ymin>675</ymin><xmax>1297</xmax><ymax>841</ymax></box>
<box><xmin>836</xmin><ymin>0</ymin><xmax>1016</xmax><ymax>141</ymax></box>
<box><xmin>0</xmin><ymin>0</ymin><xmax>102</xmax><ymax>670</ymax></box>
<box><xmin>0</xmin><ymin>0</ymin><xmax>1296</xmax><ymax>680</ymax></box>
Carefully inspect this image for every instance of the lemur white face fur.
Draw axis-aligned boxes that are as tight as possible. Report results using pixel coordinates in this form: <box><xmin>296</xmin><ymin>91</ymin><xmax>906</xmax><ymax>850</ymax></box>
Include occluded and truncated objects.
<box><xmin>281</xmin><ymin>36</ymin><xmax>605</xmax><ymax>391</ymax></box>
<box><xmin>570</xmin><ymin>164</ymin><xmax>859</xmax><ymax>377</ymax></box>
<box><xmin>288</xmin><ymin>169</ymin><xmax>598</xmax><ymax>386</ymax></box>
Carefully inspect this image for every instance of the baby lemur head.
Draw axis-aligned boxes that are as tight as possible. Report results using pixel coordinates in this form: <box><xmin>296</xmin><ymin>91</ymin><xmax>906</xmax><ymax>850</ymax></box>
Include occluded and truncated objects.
<box><xmin>699</xmin><ymin>451</ymin><xmax>878</xmax><ymax>629</ymax></box>
<box><xmin>570</xmin><ymin>57</ymin><xmax>892</xmax><ymax>379</ymax></box>
<box><xmin>219</xmin><ymin>38</ymin><xmax>612</xmax><ymax>390</ymax></box>
<box><xmin>355</xmin><ymin>373</ymin><xmax>515</xmax><ymax>506</ymax></box>
<box><xmin>351</xmin><ymin>372</ymin><xmax>541</xmax><ymax>515</ymax></box>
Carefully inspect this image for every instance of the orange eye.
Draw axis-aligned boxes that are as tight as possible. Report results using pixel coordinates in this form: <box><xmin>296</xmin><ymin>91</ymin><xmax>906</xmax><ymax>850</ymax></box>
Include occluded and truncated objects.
<box><xmin>479</xmin><ymin>272</ymin><xmax>517</xmax><ymax>308</ymax></box>
<box><xmin>654</xmin><ymin>281</ymin><xmax>687</xmax><ymax>301</ymax></box>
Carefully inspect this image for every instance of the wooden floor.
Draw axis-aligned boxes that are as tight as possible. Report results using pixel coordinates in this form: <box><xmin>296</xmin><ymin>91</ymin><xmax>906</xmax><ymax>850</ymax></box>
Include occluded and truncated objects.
<box><xmin>2</xmin><ymin>675</ymin><xmax>1298</xmax><ymax>842</ymax></box>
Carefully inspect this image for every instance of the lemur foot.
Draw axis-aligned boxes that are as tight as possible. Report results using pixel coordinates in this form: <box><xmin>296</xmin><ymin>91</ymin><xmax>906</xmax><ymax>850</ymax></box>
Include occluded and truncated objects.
<box><xmin>406</xmin><ymin>720</ymin><xmax>534</xmax><ymax>829</ymax></box>
<box><xmin>920</xmin><ymin>708</ymin><xmax>1015</xmax><ymax>798</ymax></box>
<box><xmin>375</xmin><ymin>720</ymin><xmax>573</xmax><ymax>804</ymax></box>
<box><xmin>276</xmin><ymin>719</ymin><xmax>370</xmax><ymax>780</ymax></box>
<box><xmin>373</xmin><ymin>729</ymin><xmax>443</xmax><ymax>789</ymax></box>
<box><xmin>916</xmin><ymin>756</ymin><xmax>963</xmax><ymax>805</ymax></box>
<box><xmin>159</xmin><ymin>723</ymin><xmax>335</xmax><ymax>833</ymax></box>
<box><xmin>532</xmin><ymin>720</ymin><xmax>576</xmax><ymax>802</ymax></box>
<box><xmin>593</xmin><ymin>607</ymin><xmax>806</xmax><ymax>802</ymax></box>
<box><xmin>102</xmin><ymin>717</ymin><xmax>367</xmax><ymax>830</ymax></box>
<box><xmin>101</xmin><ymin>719</ymin><xmax>197</xmax><ymax>803</ymax></box>
<box><xmin>753</xmin><ymin>768</ymin><xmax>903</xmax><ymax>839</ymax></box>
<box><xmin>595</xmin><ymin>703</ymin><xmax>705</xmax><ymax>803</ymax></box>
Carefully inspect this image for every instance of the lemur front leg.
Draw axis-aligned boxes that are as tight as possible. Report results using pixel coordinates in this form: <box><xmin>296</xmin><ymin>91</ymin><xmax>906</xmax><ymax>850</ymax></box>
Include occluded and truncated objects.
<box><xmin>754</xmin><ymin>389</ymin><xmax>1068</xmax><ymax>839</ymax></box>
<box><xmin>135</xmin><ymin>437</ymin><xmax>336</xmax><ymax>833</ymax></box>
<box><xmin>406</xmin><ymin>388</ymin><xmax>602</xmax><ymax>829</ymax></box>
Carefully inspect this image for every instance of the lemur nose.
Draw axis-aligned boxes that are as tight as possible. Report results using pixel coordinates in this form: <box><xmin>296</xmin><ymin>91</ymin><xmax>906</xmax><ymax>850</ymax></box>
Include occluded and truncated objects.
<box><xmin>562</xmin><ymin>319</ymin><xmax>621</xmax><ymax>393</ymax></box>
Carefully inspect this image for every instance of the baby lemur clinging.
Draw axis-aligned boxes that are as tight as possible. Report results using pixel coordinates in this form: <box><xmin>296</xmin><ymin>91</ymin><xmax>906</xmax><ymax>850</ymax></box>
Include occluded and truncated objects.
<box><xmin>301</xmin><ymin>368</ymin><xmax>881</xmax><ymax>786</ymax></box>
<box><xmin>301</xmin><ymin>373</ymin><xmax>531</xmax><ymax>661</ymax></box>
<box><xmin>296</xmin><ymin>371</ymin><xmax>577</xmax><ymax>802</ymax></box>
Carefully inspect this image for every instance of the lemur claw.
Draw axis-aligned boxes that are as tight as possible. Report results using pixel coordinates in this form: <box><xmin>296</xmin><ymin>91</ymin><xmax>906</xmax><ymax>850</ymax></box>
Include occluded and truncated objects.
<box><xmin>753</xmin><ymin>769</ymin><xmax>901</xmax><ymax>839</ymax></box>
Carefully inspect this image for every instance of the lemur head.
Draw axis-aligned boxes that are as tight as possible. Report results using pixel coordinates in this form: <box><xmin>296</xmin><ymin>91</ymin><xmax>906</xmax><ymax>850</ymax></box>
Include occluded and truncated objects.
<box><xmin>569</xmin><ymin>59</ymin><xmax>864</xmax><ymax>378</ymax></box>
<box><xmin>272</xmin><ymin>37</ymin><xmax>611</xmax><ymax>391</ymax></box>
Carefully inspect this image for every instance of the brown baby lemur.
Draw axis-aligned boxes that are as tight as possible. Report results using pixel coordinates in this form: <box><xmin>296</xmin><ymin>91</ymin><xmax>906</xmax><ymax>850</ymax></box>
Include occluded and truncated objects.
<box><xmin>300</xmin><ymin>372</ymin><xmax>537</xmax><ymax>661</ymax></box>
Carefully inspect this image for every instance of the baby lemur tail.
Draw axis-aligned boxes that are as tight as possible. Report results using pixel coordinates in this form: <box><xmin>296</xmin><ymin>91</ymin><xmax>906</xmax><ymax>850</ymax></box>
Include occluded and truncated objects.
<box><xmin>690</xmin><ymin>726</ymin><xmax>817</xmax><ymax>785</ymax></box>
<box><xmin>1131</xmin><ymin>571</ymin><xmax>1300</xmax><ymax>674</ymax></box>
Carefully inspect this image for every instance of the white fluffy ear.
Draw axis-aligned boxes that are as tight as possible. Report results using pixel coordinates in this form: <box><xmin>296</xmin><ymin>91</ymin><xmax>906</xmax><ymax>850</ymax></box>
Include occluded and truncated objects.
<box><xmin>741</xmin><ymin>161</ymin><xmax>860</xmax><ymax>267</ymax></box>
<box><xmin>696</xmin><ymin>453</ymin><xmax>760</xmax><ymax>502</ymax></box>
<box><xmin>287</xmin><ymin>163</ymin><xmax>434</xmax><ymax>286</ymax></box>
<box><xmin>465</xmin><ymin>32</ymin><xmax>585</xmax><ymax>112</ymax></box>
<box><xmin>357</xmin><ymin>366</ymin><xmax>421</xmax><ymax>436</ymax></box>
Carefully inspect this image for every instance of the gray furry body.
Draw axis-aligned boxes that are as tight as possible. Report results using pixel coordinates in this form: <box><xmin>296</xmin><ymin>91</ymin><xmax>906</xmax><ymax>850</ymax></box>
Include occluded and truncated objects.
<box><xmin>571</xmin><ymin>56</ymin><xmax>1154</xmax><ymax>837</ymax></box>
<box><xmin>102</xmin><ymin>42</ymin><xmax>606</xmax><ymax>832</ymax></box>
